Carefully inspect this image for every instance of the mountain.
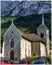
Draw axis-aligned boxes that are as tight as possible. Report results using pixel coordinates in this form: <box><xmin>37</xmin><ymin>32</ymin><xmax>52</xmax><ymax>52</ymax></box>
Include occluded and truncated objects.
<box><xmin>1</xmin><ymin>1</ymin><xmax>51</xmax><ymax>16</ymax></box>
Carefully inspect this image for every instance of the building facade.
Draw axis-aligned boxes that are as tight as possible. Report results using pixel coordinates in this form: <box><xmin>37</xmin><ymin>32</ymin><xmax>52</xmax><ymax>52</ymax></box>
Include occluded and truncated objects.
<box><xmin>0</xmin><ymin>14</ymin><xmax>50</xmax><ymax>62</ymax></box>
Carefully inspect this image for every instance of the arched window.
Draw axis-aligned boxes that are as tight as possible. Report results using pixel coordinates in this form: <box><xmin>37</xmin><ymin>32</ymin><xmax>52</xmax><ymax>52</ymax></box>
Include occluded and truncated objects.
<box><xmin>11</xmin><ymin>39</ymin><xmax>14</xmax><ymax>48</ymax></box>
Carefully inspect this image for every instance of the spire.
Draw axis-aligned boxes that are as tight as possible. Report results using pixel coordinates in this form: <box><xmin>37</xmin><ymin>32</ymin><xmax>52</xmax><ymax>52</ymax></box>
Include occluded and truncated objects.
<box><xmin>42</xmin><ymin>13</ymin><xmax>44</xmax><ymax>25</ymax></box>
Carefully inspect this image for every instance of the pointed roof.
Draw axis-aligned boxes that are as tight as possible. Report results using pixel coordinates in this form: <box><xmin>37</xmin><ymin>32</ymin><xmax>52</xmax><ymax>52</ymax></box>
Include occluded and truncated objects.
<box><xmin>37</xmin><ymin>13</ymin><xmax>48</xmax><ymax>30</ymax></box>
<box><xmin>42</xmin><ymin>13</ymin><xmax>44</xmax><ymax>25</ymax></box>
<box><xmin>3</xmin><ymin>20</ymin><xmax>22</xmax><ymax>38</ymax></box>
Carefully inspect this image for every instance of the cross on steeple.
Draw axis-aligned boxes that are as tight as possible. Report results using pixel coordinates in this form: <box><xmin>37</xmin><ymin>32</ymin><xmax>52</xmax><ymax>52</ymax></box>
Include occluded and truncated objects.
<box><xmin>42</xmin><ymin>13</ymin><xmax>44</xmax><ymax>25</ymax></box>
<box><xmin>12</xmin><ymin>19</ymin><xmax>13</xmax><ymax>24</ymax></box>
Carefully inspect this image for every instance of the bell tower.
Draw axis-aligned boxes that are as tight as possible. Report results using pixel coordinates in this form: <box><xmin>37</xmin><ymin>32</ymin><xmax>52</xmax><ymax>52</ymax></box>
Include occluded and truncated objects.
<box><xmin>37</xmin><ymin>13</ymin><xmax>50</xmax><ymax>57</ymax></box>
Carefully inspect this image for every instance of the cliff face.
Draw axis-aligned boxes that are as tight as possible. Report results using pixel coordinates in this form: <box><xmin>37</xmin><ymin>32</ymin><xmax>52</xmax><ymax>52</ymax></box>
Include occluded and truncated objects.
<box><xmin>1</xmin><ymin>1</ymin><xmax>51</xmax><ymax>16</ymax></box>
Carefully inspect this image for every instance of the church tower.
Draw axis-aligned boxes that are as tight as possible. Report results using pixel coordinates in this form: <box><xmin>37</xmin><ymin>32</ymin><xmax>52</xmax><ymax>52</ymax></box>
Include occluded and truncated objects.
<box><xmin>37</xmin><ymin>14</ymin><xmax>50</xmax><ymax>57</ymax></box>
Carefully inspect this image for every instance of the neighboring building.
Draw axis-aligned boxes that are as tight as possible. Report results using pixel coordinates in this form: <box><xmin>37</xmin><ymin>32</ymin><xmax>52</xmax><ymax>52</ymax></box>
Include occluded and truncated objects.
<box><xmin>0</xmin><ymin>14</ymin><xmax>50</xmax><ymax>62</ymax></box>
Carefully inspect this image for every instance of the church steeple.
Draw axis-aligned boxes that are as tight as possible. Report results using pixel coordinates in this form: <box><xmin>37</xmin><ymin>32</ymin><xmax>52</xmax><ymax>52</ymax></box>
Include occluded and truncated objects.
<box><xmin>37</xmin><ymin>13</ymin><xmax>50</xmax><ymax>57</ymax></box>
<box><xmin>42</xmin><ymin>13</ymin><xmax>44</xmax><ymax>25</ymax></box>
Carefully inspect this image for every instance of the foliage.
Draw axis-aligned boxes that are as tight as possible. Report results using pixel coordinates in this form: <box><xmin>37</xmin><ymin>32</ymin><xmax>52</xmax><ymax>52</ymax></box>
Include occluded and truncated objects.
<box><xmin>1</xmin><ymin>13</ymin><xmax>51</xmax><ymax>41</ymax></box>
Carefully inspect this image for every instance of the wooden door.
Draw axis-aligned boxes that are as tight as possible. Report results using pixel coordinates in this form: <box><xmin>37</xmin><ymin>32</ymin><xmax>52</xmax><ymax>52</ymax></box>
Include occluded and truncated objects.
<box><xmin>10</xmin><ymin>50</ymin><xmax>14</xmax><ymax>60</ymax></box>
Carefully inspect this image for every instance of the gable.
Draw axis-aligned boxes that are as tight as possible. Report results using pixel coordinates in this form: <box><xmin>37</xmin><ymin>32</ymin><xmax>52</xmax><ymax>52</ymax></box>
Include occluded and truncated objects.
<box><xmin>3</xmin><ymin>22</ymin><xmax>22</xmax><ymax>40</ymax></box>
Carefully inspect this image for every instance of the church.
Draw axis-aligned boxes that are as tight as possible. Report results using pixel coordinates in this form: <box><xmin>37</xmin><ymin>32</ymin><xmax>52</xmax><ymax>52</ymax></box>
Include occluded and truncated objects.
<box><xmin>0</xmin><ymin>14</ymin><xmax>50</xmax><ymax>62</ymax></box>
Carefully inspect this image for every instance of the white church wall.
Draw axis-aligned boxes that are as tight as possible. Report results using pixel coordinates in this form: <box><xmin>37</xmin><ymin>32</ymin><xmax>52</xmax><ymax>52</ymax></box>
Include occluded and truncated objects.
<box><xmin>40</xmin><ymin>43</ymin><xmax>46</xmax><ymax>57</ymax></box>
<box><xmin>20</xmin><ymin>38</ymin><xmax>31</xmax><ymax>60</ymax></box>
